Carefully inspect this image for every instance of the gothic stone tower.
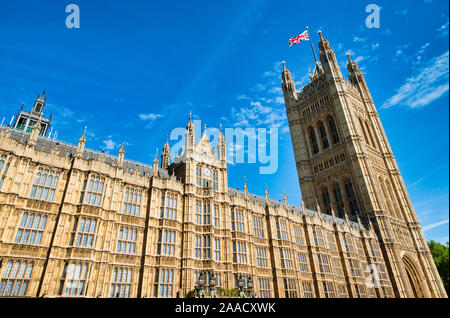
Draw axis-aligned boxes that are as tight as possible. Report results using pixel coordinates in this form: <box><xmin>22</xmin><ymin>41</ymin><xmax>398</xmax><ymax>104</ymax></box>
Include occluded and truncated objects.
<box><xmin>282</xmin><ymin>30</ymin><xmax>447</xmax><ymax>298</ymax></box>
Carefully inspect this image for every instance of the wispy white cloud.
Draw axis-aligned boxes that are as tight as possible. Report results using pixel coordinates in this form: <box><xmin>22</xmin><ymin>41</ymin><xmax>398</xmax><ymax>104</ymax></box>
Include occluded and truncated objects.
<box><xmin>230</xmin><ymin>61</ymin><xmax>288</xmax><ymax>132</ymax></box>
<box><xmin>353</xmin><ymin>36</ymin><xmax>367</xmax><ymax>43</ymax></box>
<box><xmin>103</xmin><ymin>139</ymin><xmax>117</xmax><ymax>150</ymax></box>
<box><xmin>435</xmin><ymin>20</ymin><xmax>449</xmax><ymax>39</ymax></box>
<box><xmin>407</xmin><ymin>164</ymin><xmax>448</xmax><ymax>188</ymax></box>
<box><xmin>423</xmin><ymin>219</ymin><xmax>449</xmax><ymax>232</ymax></box>
<box><xmin>138</xmin><ymin>112</ymin><xmax>164</xmax><ymax>129</ymax></box>
<box><xmin>382</xmin><ymin>51</ymin><xmax>449</xmax><ymax>109</ymax></box>
<box><xmin>138</xmin><ymin>113</ymin><xmax>163</xmax><ymax>120</ymax></box>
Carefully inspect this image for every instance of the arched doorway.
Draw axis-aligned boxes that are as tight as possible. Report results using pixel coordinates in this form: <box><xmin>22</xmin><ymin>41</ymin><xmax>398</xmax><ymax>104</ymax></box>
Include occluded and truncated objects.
<box><xmin>403</xmin><ymin>256</ymin><xmax>425</xmax><ymax>298</ymax></box>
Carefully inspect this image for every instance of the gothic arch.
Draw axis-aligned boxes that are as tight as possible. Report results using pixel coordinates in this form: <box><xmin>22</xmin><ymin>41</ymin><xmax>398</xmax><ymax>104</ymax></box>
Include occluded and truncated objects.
<box><xmin>317</xmin><ymin>120</ymin><xmax>329</xmax><ymax>149</ymax></box>
<box><xmin>402</xmin><ymin>255</ymin><xmax>425</xmax><ymax>298</ymax></box>
<box><xmin>326</xmin><ymin>115</ymin><xmax>340</xmax><ymax>144</ymax></box>
<box><xmin>307</xmin><ymin>126</ymin><xmax>319</xmax><ymax>155</ymax></box>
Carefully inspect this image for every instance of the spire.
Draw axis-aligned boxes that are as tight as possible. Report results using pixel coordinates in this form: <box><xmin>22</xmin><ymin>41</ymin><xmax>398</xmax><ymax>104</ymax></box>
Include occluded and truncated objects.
<box><xmin>152</xmin><ymin>148</ymin><xmax>159</xmax><ymax>174</ymax></box>
<box><xmin>244</xmin><ymin>177</ymin><xmax>248</xmax><ymax>198</ymax></box>
<box><xmin>117</xmin><ymin>143</ymin><xmax>125</xmax><ymax>166</ymax></box>
<box><xmin>281</xmin><ymin>61</ymin><xmax>297</xmax><ymax>101</ymax></box>
<box><xmin>265</xmin><ymin>183</ymin><xmax>269</xmax><ymax>204</ymax></box>
<box><xmin>33</xmin><ymin>89</ymin><xmax>47</xmax><ymax>114</ymax></box>
<box><xmin>344</xmin><ymin>210</ymin><xmax>350</xmax><ymax>225</ymax></box>
<box><xmin>80</xmin><ymin>126</ymin><xmax>87</xmax><ymax>143</ymax></box>
<box><xmin>316</xmin><ymin>197</ymin><xmax>322</xmax><ymax>217</ymax></box>
<box><xmin>301</xmin><ymin>197</ymin><xmax>306</xmax><ymax>213</ymax></box>
<box><xmin>185</xmin><ymin>112</ymin><xmax>195</xmax><ymax>157</ymax></box>
<box><xmin>218</xmin><ymin>123</ymin><xmax>226</xmax><ymax>163</ymax></box>
<box><xmin>330</xmin><ymin>205</ymin><xmax>337</xmax><ymax>223</ymax></box>
<box><xmin>317</xmin><ymin>30</ymin><xmax>343</xmax><ymax>79</ymax></box>
<box><xmin>76</xmin><ymin>126</ymin><xmax>87</xmax><ymax>158</ymax></box>
<box><xmin>161</xmin><ymin>136</ymin><xmax>171</xmax><ymax>170</ymax></box>
<box><xmin>283</xmin><ymin>191</ymin><xmax>288</xmax><ymax>208</ymax></box>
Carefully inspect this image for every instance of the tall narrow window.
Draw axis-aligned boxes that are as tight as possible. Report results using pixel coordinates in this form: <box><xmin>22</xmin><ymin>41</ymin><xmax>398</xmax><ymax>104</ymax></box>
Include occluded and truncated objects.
<box><xmin>308</xmin><ymin>127</ymin><xmax>319</xmax><ymax>154</ymax></box>
<box><xmin>253</xmin><ymin>216</ymin><xmax>264</xmax><ymax>238</ymax></box>
<box><xmin>255</xmin><ymin>247</ymin><xmax>268</xmax><ymax>268</ymax></box>
<box><xmin>195</xmin><ymin>236</ymin><xmax>202</xmax><ymax>259</ymax></box>
<box><xmin>58</xmin><ymin>262</ymin><xmax>88</xmax><ymax>296</ymax></box>
<box><xmin>312</xmin><ymin>227</ymin><xmax>325</xmax><ymax>247</ymax></box>
<box><xmin>276</xmin><ymin>219</ymin><xmax>289</xmax><ymax>240</ymax></box>
<box><xmin>29</xmin><ymin>169</ymin><xmax>59</xmax><ymax>202</ymax></box>
<box><xmin>302</xmin><ymin>282</ymin><xmax>313</xmax><ymax>298</ymax></box>
<box><xmin>283</xmin><ymin>278</ymin><xmax>297</xmax><ymax>298</ymax></box>
<box><xmin>327</xmin><ymin>116</ymin><xmax>340</xmax><ymax>144</ymax></box>
<box><xmin>317</xmin><ymin>254</ymin><xmax>331</xmax><ymax>273</ymax></box>
<box><xmin>80</xmin><ymin>176</ymin><xmax>104</xmax><ymax>207</ymax></box>
<box><xmin>122</xmin><ymin>187</ymin><xmax>142</xmax><ymax>216</ymax></box>
<box><xmin>160</xmin><ymin>192</ymin><xmax>177</xmax><ymax>220</ymax></box>
<box><xmin>0</xmin><ymin>260</ymin><xmax>34</xmax><ymax>296</ymax></box>
<box><xmin>327</xmin><ymin>233</ymin><xmax>337</xmax><ymax>251</ymax></box>
<box><xmin>213</xmin><ymin>204</ymin><xmax>220</xmax><ymax>228</ymax></box>
<box><xmin>195</xmin><ymin>200</ymin><xmax>210</xmax><ymax>225</ymax></box>
<box><xmin>15</xmin><ymin>213</ymin><xmax>47</xmax><ymax>245</ymax></box>
<box><xmin>157</xmin><ymin>230</ymin><xmax>175</xmax><ymax>256</ymax></box>
<box><xmin>332</xmin><ymin>183</ymin><xmax>345</xmax><ymax>218</ymax></box>
<box><xmin>358</xmin><ymin>117</ymin><xmax>370</xmax><ymax>146</ymax></box>
<box><xmin>153</xmin><ymin>269</ymin><xmax>174</xmax><ymax>298</ymax></box>
<box><xmin>70</xmin><ymin>217</ymin><xmax>97</xmax><ymax>248</ymax></box>
<box><xmin>203</xmin><ymin>235</ymin><xmax>211</xmax><ymax>259</ymax></box>
<box><xmin>323</xmin><ymin>281</ymin><xmax>336</xmax><ymax>298</ymax></box>
<box><xmin>213</xmin><ymin>170</ymin><xmax>219</xmax><ymax>191</ymax></box>
<box><xmin>365</xmin><ymin>121</ymin><xmax>377</xmax><ymax>149</ymax></box>
<box><xmin>232</xmin><ymin>241</ymin><xmax>247</xmax><ymax>264</ymax></box>
<box><xmin>343</xmin><ymin>234</ymin><xmax>355</xmax><ymax>253</ymax></box>
<box><xmin>117</xmin><ymin>226</ymin><xmax>137</xmax><ymax>255</ymax></box>
<box><xmin>297</xmin><ymin>253</ymin><xmax>309</xmax><ymax>272</ymax></box>
<box><xmin>110</xmin><ymin>267</ymin><xmax>132</xmax><ymax>298</ymax></box>
<box><xmin>196</xmin><ymin>166</ymin><xmax>201</xmax><ymax>186</ymax></box>
<box><xmin>258</xmin><ymin>278</ymin><xmax>271</xmax><ymax>298</ymax></box>
<box><xmin>194</xmin><ymin>236</ymin><xmax>210</xmax><ymax>259</ymax></box>
<box><xmin>280</xmin><ymin>248</ymin><xmax>293</xmax><ymax>269</ymax></box>
<box><xmin>318</xmin><ymin>121</ymin><xmax>329</xmax><ymax>149</ymax></box>
<box><xmin>231</xmin><ymin>209</ymin><xmax>245</xmax><ymax>232</ymax></box>
<box><xmin>214</xmin><ymin>238</ymin><xmax>221</xmax><ymax>261</ymax></box>
<box><xmin>344</xmin><ymin>179</ymin><xmax>360</xmax><ymax>217</ymax></box>
<box><xmin>321</xmin><ymin>187</ymin><xmax>331</xmax><ymax>214</ymax></box>
<box><xmin>293</xmin><ymin>225</ymin><xmax>304</xmax><ymax>245</ymax></box>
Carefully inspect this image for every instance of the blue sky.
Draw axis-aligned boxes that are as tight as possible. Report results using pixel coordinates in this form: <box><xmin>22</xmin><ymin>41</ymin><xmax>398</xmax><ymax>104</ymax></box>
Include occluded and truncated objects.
<box><xmin>0</xmin><ymin>0</ymin><xmax>448</xmax><ymax>243</ymax></box>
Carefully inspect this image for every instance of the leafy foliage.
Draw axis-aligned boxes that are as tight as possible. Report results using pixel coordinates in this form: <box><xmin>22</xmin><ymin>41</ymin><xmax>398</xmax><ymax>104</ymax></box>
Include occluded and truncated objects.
<box><xmin>428</xmin><ymin>240</ymin><xmax>449</xmax><ymax>295</ymax></box>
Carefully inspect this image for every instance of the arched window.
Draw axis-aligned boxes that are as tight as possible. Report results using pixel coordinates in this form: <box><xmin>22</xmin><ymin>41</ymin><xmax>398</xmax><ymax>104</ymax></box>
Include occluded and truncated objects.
<box><xmin>332</xmin><ymin>183</ymin><xmax>345</xmax><ymax>218</ymax></box>
<box><xmin>344</xmin><ymin>179</ymin><xmax>360</xmax><ymax>217</ymax></box>
<box><xmin>365</xmin><ymin>121</ymin><xmax>377</xmax><ymax>149</ymax></box>
<box><xmin>318</xmin><ymin>121</ymin><xmax>329</xmax><ymax>149</ymax></box>
<box><xmin>358</xmin><ymin>118</ymin><xmax>370</xmax><ymax>146</ymax></box>
<box><xmin>58</xmin><ymin>262</ymin><xmax>88</xmax><ymax>296</ymax></box>
<box><xmin>312</xmin><ymin>227</ymin><xmax>325</xmax><ymax>247</ymax></box>
<box><xmin>321</xmin><ymin>187</ymin><xmax>331</xmax><ymax>215</ymax></box>
<box><xmin>379</xmin><ymin>177</ymin><xmax>394</xmax><ymax>216</ymax></box>
<box><xmin>0</xmin><ymin>260</ymin><xmax>34</xmax><ymax>296</ymax></box>
<box><xmin>308</xmin><ymin>127</ymin><xmax>319</xmax><ymax>154</ymax></box>
<box><xmin>327</xmin><ymin>116</ymin><xmax>340</xmax><ymax>144</ymax></box>
<box><xmin>385</xmin><ymin>180</ymin><xmax>401</xmax><ymax>219</ymax></box>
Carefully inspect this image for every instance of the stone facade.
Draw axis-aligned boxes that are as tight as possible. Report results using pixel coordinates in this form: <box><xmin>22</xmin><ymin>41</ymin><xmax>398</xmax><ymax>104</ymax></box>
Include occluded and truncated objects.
<box><xmin>0</xmin><ymin>31</ymin><xmax>446</xmax><ymax>298</ymax></box>
<box><xmin>282</xmin><ymin>31</ymin><xmax>447</xmax><ymax>298</ymax></box>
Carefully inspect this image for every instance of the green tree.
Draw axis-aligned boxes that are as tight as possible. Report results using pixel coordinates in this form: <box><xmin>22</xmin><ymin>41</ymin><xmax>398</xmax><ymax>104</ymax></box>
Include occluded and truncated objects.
<box><xmin>428</xmin><ymin>240</ymin><xmax>449</xmax><ymax>295</ymax></box>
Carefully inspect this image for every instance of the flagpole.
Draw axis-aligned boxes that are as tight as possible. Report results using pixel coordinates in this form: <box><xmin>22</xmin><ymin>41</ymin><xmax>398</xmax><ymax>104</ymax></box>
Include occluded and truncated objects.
<box><xmin>306</xmin><ymin>26</ymin><xmax>318</xmax><ymax>64</ymax></box>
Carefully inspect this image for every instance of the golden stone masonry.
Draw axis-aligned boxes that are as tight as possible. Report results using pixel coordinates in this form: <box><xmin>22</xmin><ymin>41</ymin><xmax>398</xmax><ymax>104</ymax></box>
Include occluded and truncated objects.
<box><xmin>0</xmin><ymin>32</ymin><xmax>447</xmax><ymax>298</ymax></box>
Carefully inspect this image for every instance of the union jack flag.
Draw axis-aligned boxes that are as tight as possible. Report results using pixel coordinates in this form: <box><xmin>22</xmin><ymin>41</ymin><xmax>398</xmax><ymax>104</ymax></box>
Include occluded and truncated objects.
<box><xmin>289</xmin><ymin>30</ymin><xmax>309</xmax><ymax>47</ymax></box>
